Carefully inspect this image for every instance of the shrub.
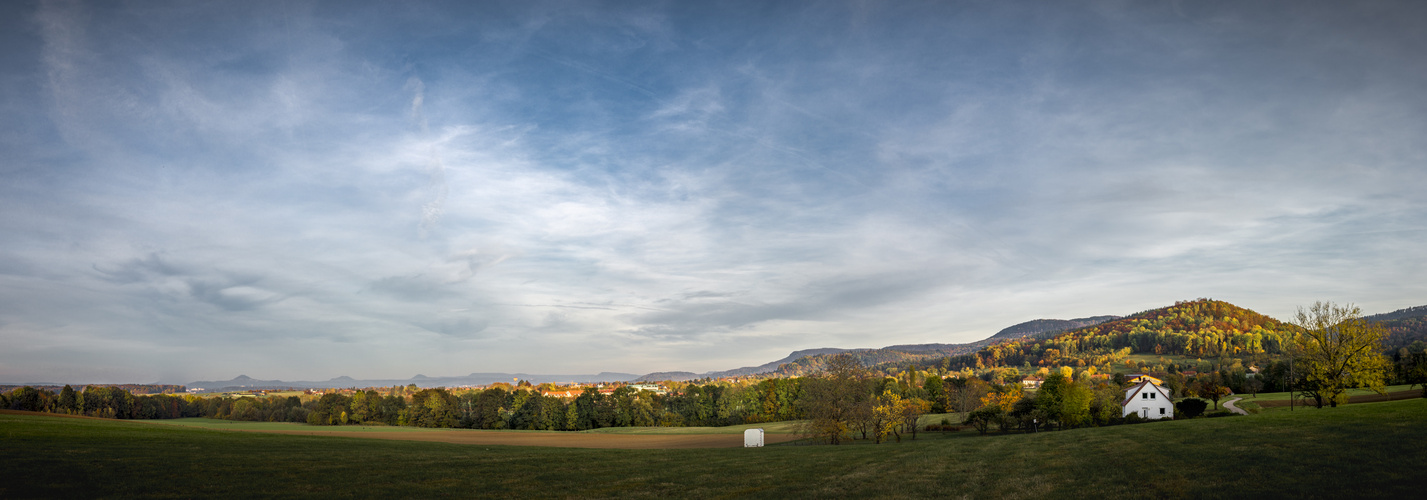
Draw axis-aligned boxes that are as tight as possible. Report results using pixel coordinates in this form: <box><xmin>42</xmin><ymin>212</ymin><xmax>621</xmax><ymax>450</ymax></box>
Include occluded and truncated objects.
<box><xmin>1205</xmin><ymin>410</ymin><xmax>1237</xmax><ymax>418</ymax></box>
<box><xmin>1175</xmin><ymin>398</ymin><xmax>1209</xmax><ymax>418</ymax></box>
<box><xmin>924</xmin><ymin>423</ymin><xmax>961</xmax><ymax>432</ymax></box>
<box><xmin>966</xmin><ymin>407</ymin><xmax>996</xmax><ymax>435</ymax></box>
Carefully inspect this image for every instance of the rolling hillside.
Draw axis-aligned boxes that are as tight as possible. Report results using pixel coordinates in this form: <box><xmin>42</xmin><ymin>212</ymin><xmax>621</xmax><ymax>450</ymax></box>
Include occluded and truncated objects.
<box><xmin>946</xmin><ymin>299</ymin><xmax>1298</xmax><ymax>371</ymax></box>
<box><xmin>1369</xmin><ymin>305</ymin><xmax>1427</xmax><ymax>349</ymax></box>
<box><xmin>988</xmin><ymin>316</ymin><xmax>1121</xmax><ymax>340</ymax></box>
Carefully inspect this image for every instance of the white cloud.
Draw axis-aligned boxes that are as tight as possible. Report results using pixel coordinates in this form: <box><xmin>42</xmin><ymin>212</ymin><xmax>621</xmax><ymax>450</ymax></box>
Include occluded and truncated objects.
<box><xmin>1</xmin><ymin>1</ymin><xmax>1424</xmax><ymax>382</ymax></box>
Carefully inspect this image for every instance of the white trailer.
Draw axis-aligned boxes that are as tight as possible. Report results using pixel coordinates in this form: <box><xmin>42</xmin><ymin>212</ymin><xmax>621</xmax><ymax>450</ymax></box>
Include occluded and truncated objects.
<box><xmin>744</xmin><ymin>428</ymin><xmax>765</xmax><ymax>447</ymax></box>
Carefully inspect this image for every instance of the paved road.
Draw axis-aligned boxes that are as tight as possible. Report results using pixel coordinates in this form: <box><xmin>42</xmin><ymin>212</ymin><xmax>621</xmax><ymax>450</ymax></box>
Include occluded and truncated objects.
<box><xmin>1222</xmin><ymin>397</ymin><xmax>1248</xmax><ymax>415</ymax></box>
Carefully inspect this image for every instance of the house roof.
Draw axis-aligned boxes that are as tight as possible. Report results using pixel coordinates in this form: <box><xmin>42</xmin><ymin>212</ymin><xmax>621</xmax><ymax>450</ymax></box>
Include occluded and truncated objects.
<box><xmin>1121</xmin><ymin>379</ymin><xmax>1172</xmax><ymax>407</ymax></box>
<box><xmin>1126</xmin><ymin>374</ymin><xmax>1163</xmax><ymax>385</ymax></box>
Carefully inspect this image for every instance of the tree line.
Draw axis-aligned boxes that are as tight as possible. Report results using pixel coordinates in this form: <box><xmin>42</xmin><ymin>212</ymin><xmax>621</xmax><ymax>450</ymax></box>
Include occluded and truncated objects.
<box><xmin>2</xmin><ymin>384</ymin><xmax>198</xmax><ymax>419</ymax></box>
<box><xmin>9</xmin><ymin>301</ymin><xmax>1420</xmax><ymax>435</ymax></box>
<box><xmin>1</xmin><ymin>379</ymin><xmax>805</xmax><ymax>430</ymax></box>
<box><xmin>284</xmin><ymin>380</ymin><xmax>803</xmax><ymax>430</ymax></box>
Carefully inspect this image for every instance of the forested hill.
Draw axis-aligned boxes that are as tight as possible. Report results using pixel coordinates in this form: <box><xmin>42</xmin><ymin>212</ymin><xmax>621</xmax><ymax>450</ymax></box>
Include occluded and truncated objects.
<box><xmin>988</xmin><ymin>316</ymin><xmax>1121</xmax><ymax>340</ymax></box>
<box><xmin>770</xmin><ymin>346</ymin><xmax>973</xmax><ymax>377</ymax></box>
<box><xmin>1367</xmin><ymin>305</ymin><xmax>1427</xmax><ymax>322</ymax></box>
<box><xmin>703</xmin><ymin>348</ymin><xmax>856</xmax><ymax>378</ymax></box>
<box><xmin>764</xmin><ymin>315</ymin><xmax>1119</xmax><ymax>377</ymax></box>
<box><xmin>1372</xmin><ymin>305</ymin><xmax>1427</xmax><ymax>349</ymax></box>
<box><xmin>945</xmin><ymin>299</ymin><xmax>1297</xmax><ymax>371</ymax></box>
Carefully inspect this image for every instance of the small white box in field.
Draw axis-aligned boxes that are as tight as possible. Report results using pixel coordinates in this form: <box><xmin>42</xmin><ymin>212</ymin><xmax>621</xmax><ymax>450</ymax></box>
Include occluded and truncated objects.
<box><xmin>744</xmin><ymin>428</ymin><xmax>764</xmax><ymax>447</ymax></box>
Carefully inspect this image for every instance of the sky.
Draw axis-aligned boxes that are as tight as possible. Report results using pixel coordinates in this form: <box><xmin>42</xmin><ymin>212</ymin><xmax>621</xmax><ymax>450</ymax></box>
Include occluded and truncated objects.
<box><xmin>2</xmin><ymin>0</ymin><xmax>1425</xmax><ymax>384</ymax></box>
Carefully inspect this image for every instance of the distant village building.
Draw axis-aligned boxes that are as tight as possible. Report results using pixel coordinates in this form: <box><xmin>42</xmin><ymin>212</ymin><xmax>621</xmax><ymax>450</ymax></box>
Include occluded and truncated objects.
<box><xmin>1021</xmin><ymin>376</ymin><xmax>1044</xmax><ymax>389</ymax></box>
<box><xmin>1122</xmin><ymin>379</ymin><xmax>1174</xmax><ymax>420</ymax></box>
<box><xmin>629</xmin><ymin>384</ymin><xmax>667</xmax><ymax>394</ymax></box>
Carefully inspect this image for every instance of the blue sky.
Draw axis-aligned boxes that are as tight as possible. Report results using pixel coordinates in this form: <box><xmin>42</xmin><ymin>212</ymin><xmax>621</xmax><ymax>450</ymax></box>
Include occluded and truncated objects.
<box><xmin>2</xmin><ymin>0</ymin><xmax>1424</xmax><ymax>383</ymax></box>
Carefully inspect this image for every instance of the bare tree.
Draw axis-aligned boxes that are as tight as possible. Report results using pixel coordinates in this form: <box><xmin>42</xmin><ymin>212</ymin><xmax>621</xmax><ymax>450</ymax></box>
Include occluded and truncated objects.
<box><xmin>798</xmin><ymin>353</ymin><xmax>866</xmax><ymax>444</ymax></box>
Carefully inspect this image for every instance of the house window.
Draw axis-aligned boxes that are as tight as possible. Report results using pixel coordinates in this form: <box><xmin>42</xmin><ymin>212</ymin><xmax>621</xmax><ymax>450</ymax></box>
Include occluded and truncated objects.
<box><xmin>1160</xmin><ymin>408</ymin><xmax>1166</xmax><ymax>415</ymax></box>
<box><xmin>1150</xmin><ymin>393</ymin><xmax>1156</xmax><ymax>399</ymax></box>
<box><xmin>1142</xmin><ymin>393</ymin><xmax>1148</xmax><ymax>399</ymax></box>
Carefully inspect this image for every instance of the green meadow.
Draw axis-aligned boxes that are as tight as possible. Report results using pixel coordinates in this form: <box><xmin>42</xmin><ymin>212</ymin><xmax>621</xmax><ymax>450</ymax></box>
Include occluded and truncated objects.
<box><xmin>143</xmin><ymin>417</ymin><xmax>584</xmax><ymax>434</ymax></box>
<box><xmin>4</xmin><ymin>399</ymin><xmax>1425</xmax><ymax>498</ymax></box>
<box><xmin>1118</xmin><ymin>353</ymin><xmax>1199</xmax><ymax>369</ymax></box>
<box><xmin>581</xmin><ymin>419</ymin><xmax>804</xmax><ymax>435</ymax></box>
<box><xmin>1241</xmin><ymin>384</ymin><xmax>1418</xmax><ymax>402</ymax></box>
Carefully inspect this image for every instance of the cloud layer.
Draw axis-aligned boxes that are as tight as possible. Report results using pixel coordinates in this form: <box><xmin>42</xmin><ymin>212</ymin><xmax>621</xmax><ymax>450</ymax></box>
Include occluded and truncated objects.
<box><xmin>2</xmin><ymin>1</ymin><xmax>1425</xmax><ymax>383</ymax></box>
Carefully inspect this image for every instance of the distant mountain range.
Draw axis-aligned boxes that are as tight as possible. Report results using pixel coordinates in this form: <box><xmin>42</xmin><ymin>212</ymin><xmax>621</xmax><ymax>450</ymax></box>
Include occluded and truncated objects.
<box><xmin>179</xmin><ymin>305</ymin><xmax>1424</xmax><ymax>389</ymax></box>
<box><xmin>634</xmin><ymin>316</ymin><xmax>1121</xmax><ymax>382</ymax></box>
<box><xmin>1366</xmin><ymin>305</ymin><xmax>1427</xmax><ymax>322</ymax></box>
<box><xmin>185</xmin><ymin>372</ymin><xmax>639</xmax><ymax>391</ymax></box>
<box><xmin>186</xmin><ymin>315</ymin><xmax>1123</xmax><ymax>388</ymax></box>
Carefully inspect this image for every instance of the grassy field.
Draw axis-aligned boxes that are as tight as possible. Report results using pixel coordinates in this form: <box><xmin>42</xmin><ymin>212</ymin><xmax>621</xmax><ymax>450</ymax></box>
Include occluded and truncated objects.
<box><xmin>1118</xmin><ymin>353</ymin><xmax>1198</xmax><ymax>370</ymax></box>
<box><xmin>4</xmin><ymin>399</ymin><xmax>1426</xmax><ymax>498</ymax></box>
<box><xmin>149</xmin><ymin>417</ymin><xmax>807</xmax><ymax>436</ymax></box>
<box><xmin>1240</xmin><ymin>384</ymin><xmax>1418</xmax><ymax>402</ymax></box>
<box><xmin>149</xmin><ymin>414</ymin><xmax>957</xmax><ymax>436</ymax></box>
<box><xmin>143</xmin><ymin>418</ymin><xmax>435</xmax><ymax>432</ymax></box>
<box><xmin>133</xmin><ymin>417</ymin><xmax>804</xmax><ymax>448</ymax></box>
<box><xmin>582</xmin><ymin>419</ymin><xmax>803</xmax><ymax>435</ymax></box>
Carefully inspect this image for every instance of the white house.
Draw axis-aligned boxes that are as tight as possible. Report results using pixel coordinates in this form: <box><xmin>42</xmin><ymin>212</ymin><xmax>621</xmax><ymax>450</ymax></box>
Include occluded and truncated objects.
<box><xmin>1122</xmin><ymin>379</ymin><xmax>1174</xmax><ymax>420</ymax></box>
<box><xmin>1021</xmin><ymin>376</ymin><xmax>1044</xmax><ymax>389</ymax></box>
<box><xmin>629</xmin><ymin>383</ymin><xmax>667</xmax><ymax>395</ymax></box>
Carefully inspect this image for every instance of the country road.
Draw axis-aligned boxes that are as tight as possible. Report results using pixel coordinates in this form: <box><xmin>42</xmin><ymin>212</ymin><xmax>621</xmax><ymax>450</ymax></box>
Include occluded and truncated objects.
<box><xmin>1223</xmin><ymin>397</ymin><xmax>1248</xmax><ymax>415</ymax></box>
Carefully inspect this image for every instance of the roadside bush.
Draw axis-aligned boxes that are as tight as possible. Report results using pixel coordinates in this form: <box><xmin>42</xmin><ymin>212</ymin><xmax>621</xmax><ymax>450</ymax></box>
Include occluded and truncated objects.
<box><xmin>1175</xmin><ymin>398</ymin><xmax>1208</xmax><ymax>418</ymax></box>
<box><xmin>1205</xmin><ymin>410</ymin><xmax>1237</xmax><ymax>418</ymax></box>
<box><xmin>924</xmin><ymin>418</ymin><xmax>961</xmax><ymax>432</ymax></box>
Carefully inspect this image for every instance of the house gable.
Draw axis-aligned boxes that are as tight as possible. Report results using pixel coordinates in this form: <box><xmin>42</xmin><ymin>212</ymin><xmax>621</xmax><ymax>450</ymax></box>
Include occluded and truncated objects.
<box><xmin>1121</xmin><ymin>379</ymin><xmax>1175</xmax><ymax>420</ymax></box>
